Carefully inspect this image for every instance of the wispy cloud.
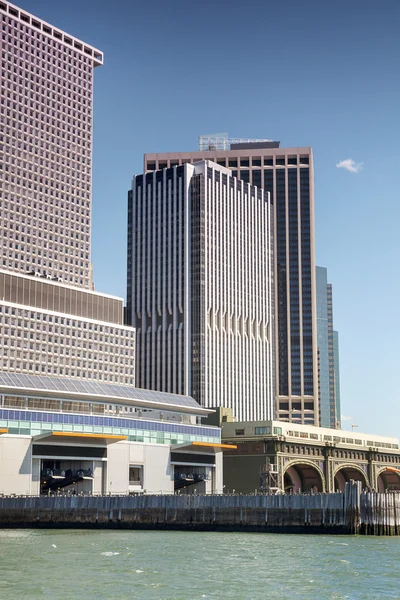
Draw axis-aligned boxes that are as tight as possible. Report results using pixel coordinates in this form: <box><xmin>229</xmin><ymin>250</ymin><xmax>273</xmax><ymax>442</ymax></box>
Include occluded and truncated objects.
<box><xmin>336</xmin><ymin>158</ymin><xmax>363</xmax><ymax>174</ymax></box>
<box><xmin>341</xmin><ymin>414</ymin><xmax>353</xmax><ymax>422</ymax></box>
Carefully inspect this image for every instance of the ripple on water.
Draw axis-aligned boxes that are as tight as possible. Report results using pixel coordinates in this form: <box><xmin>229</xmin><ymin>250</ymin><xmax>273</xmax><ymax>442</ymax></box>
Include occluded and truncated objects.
<box><xmin>0</xmin><ymin>531</ymin><xmax>399</xmax><ymax>599</ymax></box>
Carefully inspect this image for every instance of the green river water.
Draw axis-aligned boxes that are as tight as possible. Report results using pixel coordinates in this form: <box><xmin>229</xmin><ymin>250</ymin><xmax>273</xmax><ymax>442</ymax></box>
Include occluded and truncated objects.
<box><xmin>0</xmin><ymin>529</ymin><xmax>398</xmax><ymax>599</ymax></box>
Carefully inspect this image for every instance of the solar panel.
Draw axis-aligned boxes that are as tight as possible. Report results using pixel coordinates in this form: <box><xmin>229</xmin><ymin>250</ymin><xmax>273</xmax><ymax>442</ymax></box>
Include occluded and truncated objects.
<box><xmin>0</xmin><ymin>371</ymin><xmax>204</xmax><ymax>411</ymax></box>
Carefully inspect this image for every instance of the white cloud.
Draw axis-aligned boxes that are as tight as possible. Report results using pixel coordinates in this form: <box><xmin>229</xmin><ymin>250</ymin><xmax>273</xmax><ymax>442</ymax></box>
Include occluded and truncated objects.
<box><xmin>336</xmin><ymin>158</ymin><xmax>363</xmax><ymax>173</ymax></box>
<box><xmin>341</xmin><ymin>414</ymin><xmax>353</xmax><ymax>422</ymax></box>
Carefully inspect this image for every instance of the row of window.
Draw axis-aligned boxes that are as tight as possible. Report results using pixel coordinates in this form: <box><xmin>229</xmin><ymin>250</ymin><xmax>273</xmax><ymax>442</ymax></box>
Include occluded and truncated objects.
<box><xmin>0</xmin><ymin>408</ymin><xmax>220</xmax><ymax>438</ymax></box>
<box><xmin>1</xmin><ymin>8</ymin><xmax>102</xmax><ymax>62</ymax></box>
<box><xmin>147</xmin><ymin>157</ymin><xmax>310</xmax><ymax>170</ymax></box>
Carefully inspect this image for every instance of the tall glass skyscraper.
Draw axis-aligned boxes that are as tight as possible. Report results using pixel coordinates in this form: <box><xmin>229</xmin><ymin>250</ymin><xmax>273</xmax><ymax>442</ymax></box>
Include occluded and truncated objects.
<box><xmin>316</xmin><ymin>266</ymin><xmax>340</xmax><ymax>428</ymax></box>
<box><xmin>141</xmin><ymin>138</ymin><xmax>318</xmax><ymax>425</ymax></box>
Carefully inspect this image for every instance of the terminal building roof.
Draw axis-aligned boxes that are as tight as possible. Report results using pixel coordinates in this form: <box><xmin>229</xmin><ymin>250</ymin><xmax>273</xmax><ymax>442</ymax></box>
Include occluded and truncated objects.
<box><xmin>0</xmin><ymin>372</ymin><xmax>210</xmax><ymax>415</ymax></box>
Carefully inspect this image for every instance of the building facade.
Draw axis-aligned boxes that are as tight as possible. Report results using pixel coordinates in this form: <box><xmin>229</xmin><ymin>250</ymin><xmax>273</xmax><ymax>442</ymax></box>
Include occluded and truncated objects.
<box><xmin>127</xmin><ymin>161</ymin><xmax>274</xmax><ymax>421</ymax></box>
<box><xmin>0</xmin><ymin>2</ymin><xmax>136</xmax><ymax>386</ymax></box>
<box><xmin>0</xmin><ymin>269</ymin><xmax>135</xmax><ymax>385</ymax></box>
<box><xmin>316</xmin><ymin>266</ymin><xmax>340</xmax><ymax>428</ymax></box>
<box><xmin>316</xmin><ymin>266</ymin><xmax>330</xmax><ymax>427</ymax></box>
<box><xmin>143</xmin><ymin>137</ymin><xmax>318</xmax><ymax>426</ymax></box>
<box><xmin>221</xmin><ymin>419</ymin><xmax>400</xmax><ymax>494</ymax></box>
<box><xmin>0</xmin><ymin>1</ymin><xmax>102</xmax><ymax>289</ymax></box>
<box><xmin>0</xmin><ymin>373</ymin><xmax>224</xmax><ymax>495</ymax></box>
<box><xmin>333</xmin><ymin>330</ymin><xmax>341</xmax><ymax>427</ymax></box>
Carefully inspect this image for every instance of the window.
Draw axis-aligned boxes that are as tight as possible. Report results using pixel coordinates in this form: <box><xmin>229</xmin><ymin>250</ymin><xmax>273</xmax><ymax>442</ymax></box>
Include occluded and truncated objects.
<box><xmin>129</xmin><ymin>465</ymin><xmax>143</xmax><ymax>486</ymax></box>
<box><xmin>273</xmin><ymin>427</ymin><xmax>282</xmax><ymax>435</ymax></box>
<box><xmin>235</xmin><ymin>429</ymin><xmax>245</xmax><ymax>436</ymax></box>
<box><xmin>255</xmin><ymin>426</ymin><xmax>270</xmax><ymax>435</ymax></box>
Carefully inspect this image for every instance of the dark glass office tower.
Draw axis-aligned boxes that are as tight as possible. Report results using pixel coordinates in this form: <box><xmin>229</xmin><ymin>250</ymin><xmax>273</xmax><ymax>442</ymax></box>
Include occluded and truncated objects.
<box><xmin>139</xmin><ymin>137</ymin><xmax>319</xmax><ymax>425</ymax></box>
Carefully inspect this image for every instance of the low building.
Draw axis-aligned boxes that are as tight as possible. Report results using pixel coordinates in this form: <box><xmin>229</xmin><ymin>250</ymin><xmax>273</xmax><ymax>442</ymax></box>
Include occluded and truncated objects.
<box><xmin>222</xmin><ymin>420</ymin><xmax>400</xmax><ymax>494</ymax></box>
<box><xmin>0</xmin><ymin>270</ymin><xmax>136</xmax><ymax>386</ymax></box>
<box><xmin>0</xmin><ymin>372</ymin><xmax>226</xmax><ymax>496</ymax></box>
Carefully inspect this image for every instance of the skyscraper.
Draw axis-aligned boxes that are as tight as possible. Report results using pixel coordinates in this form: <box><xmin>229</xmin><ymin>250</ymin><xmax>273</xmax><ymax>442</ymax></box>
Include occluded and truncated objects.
<box><xmin>0</xmin><ymin>1</ymin><xmax>136</xmax><ymax>385</ymax></box>
<box><xmin>328</xmin><ymin>284</ymin><xmax>341</xmax><ymax>429</ymax></box>
<box><xmin>316</xmin><ymin>266</ymin><xmax>330</xmax><ymax>427</ymax></box>
<box><xmin>142</xmin><ymin>136</ymin><xmax>318</xmax><ymax>425</ymax></box>
<box><xmin>333</xmin><ymin>330</ymin><xmax>341</xmax><ymax>428</ymax></box>
<box><xmin>316</xmin><ymin>266</ymin><xmax>341</xmax><ymax>428</ymax></box>
<box><xmin>0</xmin><ymin>0</ymin><xmax>103</xmax><ymax>289</ymax></box>
<box><xmin>127</xmin><ymin>161</ymin><xmax>274</xmax><ymax>421</ymax></box>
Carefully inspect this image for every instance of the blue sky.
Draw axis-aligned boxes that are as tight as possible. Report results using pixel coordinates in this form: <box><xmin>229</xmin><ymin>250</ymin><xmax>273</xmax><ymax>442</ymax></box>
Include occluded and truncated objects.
<box><xmin>16</xmin><ymin>0</ymin><xmax>400</xmax><ymax>436</ymax></box>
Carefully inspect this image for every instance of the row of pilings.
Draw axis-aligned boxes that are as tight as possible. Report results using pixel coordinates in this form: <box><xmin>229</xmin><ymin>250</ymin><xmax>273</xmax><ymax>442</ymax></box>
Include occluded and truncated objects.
<box><xmin>0</xmin><ymin>481</ymin><xmax>399</xmax><ymax>534</ymax></box>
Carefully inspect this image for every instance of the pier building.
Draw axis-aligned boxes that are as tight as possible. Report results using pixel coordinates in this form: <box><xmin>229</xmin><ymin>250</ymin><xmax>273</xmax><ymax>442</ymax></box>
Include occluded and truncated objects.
<box><xmin>221</xmin><ymin>419</ymin><xmax>400</xmax><ymax>494</ymax></box>
<box><xmin>0</xmin><ymin>373</ymin><xmax>225</xmax><ymax>496</ymax></box>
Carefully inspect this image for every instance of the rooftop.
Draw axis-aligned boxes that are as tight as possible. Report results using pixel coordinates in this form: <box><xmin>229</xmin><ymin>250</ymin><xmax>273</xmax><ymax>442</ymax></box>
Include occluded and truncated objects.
<box><xmin>198</xmin><ymin>133</ymin><xmax>279</xmax><ymax>151</ymax></box>
<box><xmin>0</xmin><ymin>1</ymin><xmax>103</xmax><ymax>66</ymax></box>
<box><xmin>0</xmin><ymin>372</ymin><xmax>210</xmax><ymax>415</ymax></box>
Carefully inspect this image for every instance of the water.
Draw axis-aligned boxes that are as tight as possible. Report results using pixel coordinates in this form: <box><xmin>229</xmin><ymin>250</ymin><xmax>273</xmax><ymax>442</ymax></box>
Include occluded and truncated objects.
<box><xmin>0</xmin><ymin>530</ymin><xmax>399</xmax><ymax>599</ymax></box>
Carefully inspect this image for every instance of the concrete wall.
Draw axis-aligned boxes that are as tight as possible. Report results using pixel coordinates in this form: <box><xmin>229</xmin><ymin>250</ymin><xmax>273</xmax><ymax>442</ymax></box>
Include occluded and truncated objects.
<box><xmin>224</xmin><ymin>455</ymin><xmax>265</xmax><ymax>494</ymax></box>
<box><xmin>0</xmin><ymin>437</ymin><xmax>221</xmax><ymax>496</ymax></box>
<box><xmin>213</xmin><ymin>452</ymin><xmax>223</xmax><ymax>494</ymax></box>
<box><xmin>0</xmin><ymin>482</ymin><xmax>378</xmax><ymax>535</ymax></box>
<box><xmin>105</xmin><ymin>441</ymin><xmax>173</xmax><ymax>495</ymax></box>
<box><xmin>0</xmin><ymin>436</ymin><xmax>32</xmax><ymax>495</ymax></box>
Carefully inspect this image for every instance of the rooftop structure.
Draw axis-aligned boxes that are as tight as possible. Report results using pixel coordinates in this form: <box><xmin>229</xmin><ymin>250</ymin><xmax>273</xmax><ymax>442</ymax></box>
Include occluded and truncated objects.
<box><xmin>198</xmin><ymin>133</ymin><xmax>278</xmax><ymax>152</ymax></box>
<box><xmin>0</xmin><ymin>371</ymin><xmax>209</xmax><ymax>414</ymax></box>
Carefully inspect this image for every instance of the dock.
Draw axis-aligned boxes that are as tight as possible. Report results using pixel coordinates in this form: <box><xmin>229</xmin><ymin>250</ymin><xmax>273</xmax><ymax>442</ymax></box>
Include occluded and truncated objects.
<box><xmin>0</xmin><ymin>482</ymin><xmax>399</xmax><ymax>535</ymax></box>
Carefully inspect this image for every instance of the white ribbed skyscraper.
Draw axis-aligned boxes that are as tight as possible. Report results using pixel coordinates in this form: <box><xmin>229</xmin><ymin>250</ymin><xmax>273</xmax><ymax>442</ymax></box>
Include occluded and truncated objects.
<box><xmin>127</xmin><ymin>160</ymin><xmax>273</xmax><ymax>421</ymax></box>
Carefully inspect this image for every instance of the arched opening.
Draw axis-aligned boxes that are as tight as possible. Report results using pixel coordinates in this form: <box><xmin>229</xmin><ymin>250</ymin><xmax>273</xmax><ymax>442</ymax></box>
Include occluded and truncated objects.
<box><xmin>334</xmin><ymin>466</ymin><xmax>367</xmax><ymax>492</ymax></box>
<box><xmin>377</xmin><ymin>468</ymin><xmax>400</xmax><ymax>492</ymax></box>
<box><xmin>284</xmin><ymin>463</ymin><xmax>324</xmax><ymax>493</ymax></box>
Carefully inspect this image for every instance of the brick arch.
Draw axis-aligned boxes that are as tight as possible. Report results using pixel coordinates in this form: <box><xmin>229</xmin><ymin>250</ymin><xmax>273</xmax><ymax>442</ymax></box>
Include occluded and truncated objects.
<box><xmin>376</xmin><ymin>466</ymin><xmax>400</xmax><ymax>492</ymax></box>
<box><xmin>333</xmin><ymin>463</ymin><xmax>370</xmax><ymax>492</ymax></box>
<box><xmin>283</xmin><ymin>459</ymin><xmax>326</xmax><ymax>493</ymax></box>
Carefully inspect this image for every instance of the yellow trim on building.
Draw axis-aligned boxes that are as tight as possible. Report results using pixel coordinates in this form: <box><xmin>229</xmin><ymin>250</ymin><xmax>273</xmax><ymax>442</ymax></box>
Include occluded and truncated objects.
<box><xmin>191</xmin><ymin>441</ymin><xmax>237</xmax><ymax>450</ymax></box>
<box><xmin>51</xmin><ymin>432</ymin><xmax>127</xmax><ymax>441</ymax></box>
<box><xmin>0</xmin><ymin>428</ymin><xmax>8</xmax><ymax>434</ymax></box>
